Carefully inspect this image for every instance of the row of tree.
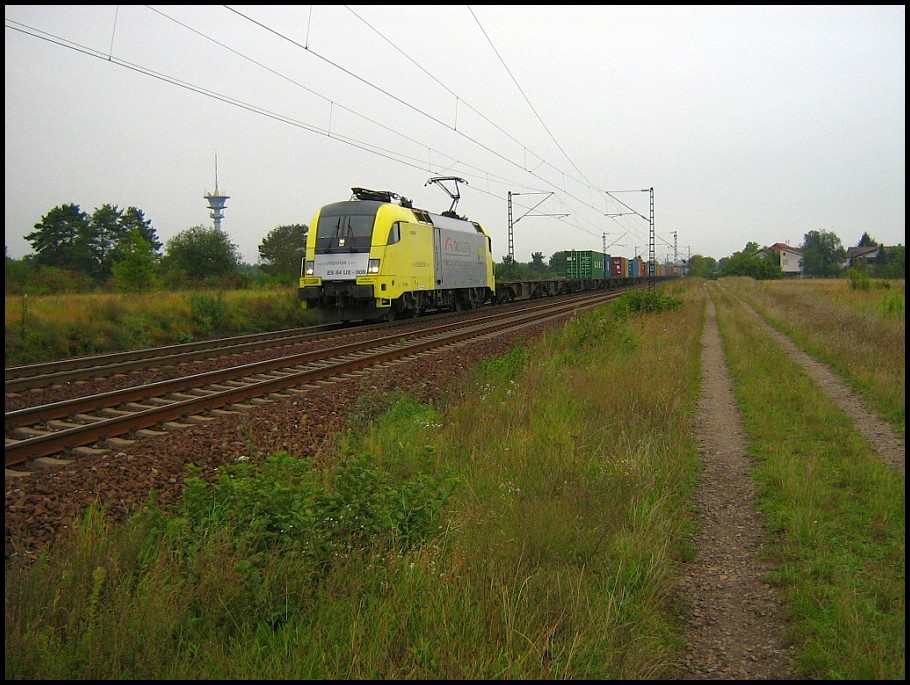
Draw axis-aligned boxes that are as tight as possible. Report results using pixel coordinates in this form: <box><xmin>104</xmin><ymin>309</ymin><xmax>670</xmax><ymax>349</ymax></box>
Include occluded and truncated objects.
<box><xmin>701</xmin><ymin>230</ymin><xmax>904</xmax><ymax>280</ymax></box>
<box><xmin>5</xmin><ymin>203</ymin><xmax>904</xmax><ymax>294</ymax></box>
<box><xmin>502</xmin><ymin>231</ymin><xmax>904</xmax><ymax>282</ymax></box>
<box><xmin>6</xmin><ymin>203</ymin><xmax>308</xmax><ymax>294</ymax></box>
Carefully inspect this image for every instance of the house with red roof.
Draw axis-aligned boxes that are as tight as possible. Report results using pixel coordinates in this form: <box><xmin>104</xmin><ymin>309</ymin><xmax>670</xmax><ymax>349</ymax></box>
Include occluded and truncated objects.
<box><xmin>763</xmin><ymin>243</ymin><xmax>804</xmax><ymax>277</ymax></box>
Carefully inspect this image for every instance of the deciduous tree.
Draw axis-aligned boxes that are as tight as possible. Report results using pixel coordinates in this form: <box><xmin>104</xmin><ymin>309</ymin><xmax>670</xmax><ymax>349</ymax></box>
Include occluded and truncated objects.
<box><xmin>877</xmin><ymin>245</ymin><xmax>904</xmax><ymax>279</ymax></box>
<box><xmin>548</xmin><ymin>250</ymin><xmax>568</xmax><ymax>276</ymax></box>
<box><xmin>686</xmin><ymin>254</ymin><xmax>718</xmax><ymax>279</ymax></box>
<box><xmin>719</xmin><ymin>243</ymin><xmax>782</xmax><ymax>279</ymax></box>
<box><xmin>258</xmin><ymin>223</ymin><xmax>307</xmax><ymax>279</ymax></box>
<box><xmin>801</xmin><ymin>229</ymin><xmax>846</xmax><ymax>278</ymax></box>
<box><xmin>163</xmin><ymin>225</ymin><xmax>241</xmax><ymax>280</ymax></box>
<box><xmin>111</xmin><ymin>228</ymin><xmax>160</xmax><ymax>293</ymax></box>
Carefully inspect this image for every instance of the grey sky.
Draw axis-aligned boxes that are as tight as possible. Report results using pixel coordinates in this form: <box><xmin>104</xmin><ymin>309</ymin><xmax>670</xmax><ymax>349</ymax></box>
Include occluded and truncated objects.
<box><xmin>5</xmin><ymin>5</ymin><xmax>906</xmax><ymax>266</ymax></box>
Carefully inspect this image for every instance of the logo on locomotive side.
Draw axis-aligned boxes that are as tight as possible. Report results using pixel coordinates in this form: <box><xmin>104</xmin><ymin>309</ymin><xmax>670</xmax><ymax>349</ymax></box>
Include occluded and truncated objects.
<box><xmin>443</xmin><ymin>237</ymin><xmax>472</xmax><ymax>254</ymax></box>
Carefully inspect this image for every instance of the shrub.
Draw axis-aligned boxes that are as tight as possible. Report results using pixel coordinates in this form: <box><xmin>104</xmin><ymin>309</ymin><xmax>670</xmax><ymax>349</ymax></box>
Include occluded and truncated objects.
<box><xmin>846</xmin><ymin>267</ymin><xmax>871</xmax><ymax>290</ymax></box>
<box><xmin>611</xmin><ymin>289</ymin><xmax>682</xmax><ymax>318</ymax></box>
<box><xmin>169</xmin><ymin>452</ymin><xmax>458</xmax><ymax>577</ymax></box>
<box><xmin>188</xmin><ymin>291</ymin><xmax>228</xmax><ymax>332</ymax></box>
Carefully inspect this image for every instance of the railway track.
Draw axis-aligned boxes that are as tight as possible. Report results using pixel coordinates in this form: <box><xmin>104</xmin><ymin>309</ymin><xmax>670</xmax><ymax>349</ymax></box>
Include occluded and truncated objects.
<box><xmin>4</xmin><ymin>292</ymin><xmax>600</xmax><ymax>395</ymax></box>
<box><xmin>4</xmin><ymin>322</ymin><xmax>350</xmax><ymax>393</ymax></box>
<box><xmin>6</xmin><ymin>292</ymin><xmax>619</xmax><ymax>468</ymax></box>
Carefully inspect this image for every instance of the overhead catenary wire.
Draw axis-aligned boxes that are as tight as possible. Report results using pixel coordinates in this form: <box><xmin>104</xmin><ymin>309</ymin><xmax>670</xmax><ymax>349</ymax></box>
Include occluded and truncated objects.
<box><xmin>7</xmin><ymin>7</ymin><xmax>675</xmax><ymax>254</ymax></box>
<box><xmin>224</xmin><ymin>5</ymin><xmax>664</xmax><ymax>246</ymax></box>
<box><xmin>8</xmin><ymin>9</ymin><xmax>605</xmax><ymax>244</ymax></box>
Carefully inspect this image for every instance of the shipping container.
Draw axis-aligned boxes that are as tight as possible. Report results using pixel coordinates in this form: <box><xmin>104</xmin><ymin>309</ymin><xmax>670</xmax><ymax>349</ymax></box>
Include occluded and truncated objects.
<box><xmin>610</xmin><ymin>256</ymin><xmax>629</xmax><ymax>278</ymax></box>
<box><xmin>566</xmin><ymin>249</ymin><xmax>607</xmax><ymax>279</ymax></box>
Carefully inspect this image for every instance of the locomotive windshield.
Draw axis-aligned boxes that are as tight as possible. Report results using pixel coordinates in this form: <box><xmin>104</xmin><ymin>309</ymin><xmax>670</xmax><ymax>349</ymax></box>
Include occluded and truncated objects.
<box><xmin>315</xmin><ymin>210</ymin><xmax>375</xmax><ymax>252</ymax></box>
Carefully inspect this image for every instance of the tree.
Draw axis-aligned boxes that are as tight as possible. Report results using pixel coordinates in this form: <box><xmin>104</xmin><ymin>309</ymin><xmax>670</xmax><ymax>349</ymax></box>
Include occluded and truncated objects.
<box><xmin>5</xmin><ymin>248</ymin><xmax>31</xmax><ymax>293</ymax></box>
<box><xmin>530</xmin><ymin>251</ymin><xmax>548</xmax><ymax>275</ymax></box>
<box><xmin>24</xmin><ymin>203</ymin><xmax>162</xmax><ymax>285</ymax></box>
<box><xmin>876</xmin><ymin>245</ymin><xmax>905</xmax><ymax>279</ymax></box>
<box><xmin>85</xmin><ymin>204</ymin><xmax>128</xmax><ymax>282</ymax></box>
<box><xmin>163</xmin><ymin>225</ymin><xmax>241</xmax><ymax>280</ymax></box>
<box><xmin>258</xmin><ymin>223</ymin><xmax>307</xmax><ymax>279</ymax></box>
<box><xmin>498</xmin><ymin>255</ymin><xmax>543</xmax><ymax>280</ymax></box>
<box><xmin>110</xmin><ymin>228</ymin><xmax>160</xmax><ymax>293</ymax></box>
<box><xmin>86</xmin><ymin>205</ymin><xmax>163</xmax><ymax>283</ymax></box>
<box><xmin>801</xmin><ymin>229</ymin><xmax>846</xmax><ymax>278</ymax></box>
<box><xmin>686</xmin><ymin>254</ymin><xmax>718</xmax><ymax>279</ymax></box>
<box><xmin>857</xmin><ymin>232</ymin><xmax>878</xmax><ymax>247</ymax></box>
<box><xmin>548</xmin><ymin>251</ymin><xmax>568</xmax><ymax>277</ymax></box>
<box><xmin>719</xmin><ymin>243</ymin><xmax>782</xmax><ymax>279</ymax></box>
<box><xmin>24</xmin><ymin>204</ymin><xmax>91</xmax><ymax>270</ymax></box>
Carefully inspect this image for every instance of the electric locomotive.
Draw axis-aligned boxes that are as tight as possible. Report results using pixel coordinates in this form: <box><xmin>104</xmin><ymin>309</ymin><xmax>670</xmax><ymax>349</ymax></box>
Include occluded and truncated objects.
<box><xmin>298</xmin><ymin>186</ymin><xmax>495</xmax><ymax>322</ymax></box>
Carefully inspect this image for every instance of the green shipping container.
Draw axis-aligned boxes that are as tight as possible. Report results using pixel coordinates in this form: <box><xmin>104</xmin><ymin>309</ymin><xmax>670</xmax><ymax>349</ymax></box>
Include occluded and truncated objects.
<box><xmin>566</xmin><ymin>250</ymin><xmax>607</xmax><ymax>279</ymax></box>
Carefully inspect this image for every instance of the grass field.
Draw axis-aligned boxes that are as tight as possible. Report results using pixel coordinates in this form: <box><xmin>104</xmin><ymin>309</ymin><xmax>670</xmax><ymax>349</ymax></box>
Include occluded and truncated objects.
<box><xmin>5</xmin><ymin>278</ymin><xmax>905</xmax><ymax>679</ymax></box>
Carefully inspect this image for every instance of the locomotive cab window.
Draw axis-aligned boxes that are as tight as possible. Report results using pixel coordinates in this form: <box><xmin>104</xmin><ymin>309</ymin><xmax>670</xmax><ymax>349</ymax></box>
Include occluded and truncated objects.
<box><xmin>315</xmin><ymin>213</ymin><xmax>374</xmax><ymax>252</ymax></box>
<box><xmin>387</xmin><ymin>223</ymin><xmax>401</xmax><ymax>245</ymax></box>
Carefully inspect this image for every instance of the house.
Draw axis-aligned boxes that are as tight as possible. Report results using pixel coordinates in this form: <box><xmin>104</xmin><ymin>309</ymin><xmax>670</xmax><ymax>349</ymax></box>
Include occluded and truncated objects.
<box><xmin>844</xmin><ymin>245</ymin><xmax>883</xmax><ymax>269</ymax></box>
<box><xmin>763</xmin><ymin>242</ymin><xmax>803</xmax><ymax>277</ymax></box>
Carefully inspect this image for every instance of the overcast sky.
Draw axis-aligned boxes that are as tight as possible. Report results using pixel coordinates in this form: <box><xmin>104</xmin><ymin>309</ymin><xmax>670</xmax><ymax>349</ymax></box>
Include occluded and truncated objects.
<box><xmin>5</xmin><ymin>5</ymin><xmax>906</xmax><ymax>266</ymax></box>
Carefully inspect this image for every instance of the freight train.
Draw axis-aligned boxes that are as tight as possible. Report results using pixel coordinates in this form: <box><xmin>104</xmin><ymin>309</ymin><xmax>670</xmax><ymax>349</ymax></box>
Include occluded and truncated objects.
<box><xmin>298</xmin><ymin>186</ymin><xmax>668</xmax><ymax>323</ymax></box>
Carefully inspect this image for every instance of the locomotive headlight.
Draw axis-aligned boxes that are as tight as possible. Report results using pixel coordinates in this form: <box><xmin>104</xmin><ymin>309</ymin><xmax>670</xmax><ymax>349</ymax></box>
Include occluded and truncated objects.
<box><xmin>368</xmin><ymin>258</ymin><xmax>380</xmax><ymax>274</ymax></box>
<box><xmin>304</xmin><ymin>261</ymin><xmax>315</xmax><ymax>276</ymax></box>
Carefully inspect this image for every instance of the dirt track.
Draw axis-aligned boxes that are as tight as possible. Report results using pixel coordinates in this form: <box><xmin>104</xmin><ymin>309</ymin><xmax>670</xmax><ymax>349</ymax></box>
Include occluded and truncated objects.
<box><xmin>671</xmin><ymin>285</ymin><xmax>903</xmax><ymax>678</ymax></box>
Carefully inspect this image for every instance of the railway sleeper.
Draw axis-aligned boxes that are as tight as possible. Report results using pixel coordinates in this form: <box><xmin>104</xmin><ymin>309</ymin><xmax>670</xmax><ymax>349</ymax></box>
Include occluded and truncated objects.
<box><xmin>46</xmin><ymin>420</ymin><xmax>83</xmax><ymax>430</ymax></box>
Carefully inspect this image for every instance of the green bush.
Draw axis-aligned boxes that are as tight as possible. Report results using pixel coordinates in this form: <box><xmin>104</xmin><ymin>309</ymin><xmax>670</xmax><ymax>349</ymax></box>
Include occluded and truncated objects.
<box><xmin>188</xmin><ymin>291</ymin><xmax>228</xmax><ymax>332</ymax></box>
<box><xmin>877</xmin><ymin>290</ymin><xmax>904</xmax><ymax>317</ymax></box>
<box><xmin>169</xmin><ymin>452</ymin><xmax>458</xmax><ymax>576</ymax></box>
<box><xmin>242</xmin><ymin>292</ymin><xmax>312</xmax><ymax>331</ymax></box>
<box><xmin>846</xmin><ymin>267</ymin><xmax>871</xmax><ymax>290</ymax></box>
<box><xmin>5</xmin><ymin>326</ymin><xmax>70</xmax><ymax>365</ymax></box>
<box><xmin>610</xmin><ymin>289</ymin><xmax>682</xmax><ymax>318</ymax></box>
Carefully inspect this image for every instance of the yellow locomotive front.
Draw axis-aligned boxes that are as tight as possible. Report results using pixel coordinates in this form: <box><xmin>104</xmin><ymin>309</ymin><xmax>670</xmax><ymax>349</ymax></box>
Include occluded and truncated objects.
<box><xmin>299</xmin><ymin>188</ymin><xmax>494</xmax><ymax>322</ymax></box>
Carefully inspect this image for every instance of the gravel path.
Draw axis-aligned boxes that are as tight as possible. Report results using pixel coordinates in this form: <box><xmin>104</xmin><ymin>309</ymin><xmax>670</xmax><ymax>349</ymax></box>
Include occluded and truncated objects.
<box><xmin>671</xmin><ymin>285</ymin><xmax>903</xmax><ymax>678</ymax></box>
<box><xmin>671</xmin><ymin>293</ymin><xmax>796</xmax><ymax>679</ymax></box>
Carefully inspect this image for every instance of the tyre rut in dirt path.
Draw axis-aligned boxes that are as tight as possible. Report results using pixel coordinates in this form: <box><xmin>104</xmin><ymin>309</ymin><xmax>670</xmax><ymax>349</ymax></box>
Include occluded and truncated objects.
<box><xmin>671</xmin><ymin>291</ymin><xmax>796</xmax><ymax>680</ymax></box>
<box><xmin>736</xmin><ymin>291</ymin><xmax>904</xmax><ymax>475</ymax></box>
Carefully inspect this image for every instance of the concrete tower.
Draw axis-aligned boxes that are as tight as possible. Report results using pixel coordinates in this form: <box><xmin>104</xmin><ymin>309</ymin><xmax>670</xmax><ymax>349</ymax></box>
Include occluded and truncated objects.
<box><xmin>204</xmin><ymin>155</ymin><xmax>229</xmax><ymax>231</ymax></box>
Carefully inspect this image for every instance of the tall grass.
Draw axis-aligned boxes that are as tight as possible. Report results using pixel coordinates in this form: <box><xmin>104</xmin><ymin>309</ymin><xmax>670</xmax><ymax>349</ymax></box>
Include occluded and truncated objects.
<box><xmin>5</xmin><ymin>285</ymin><xmax>705</xmax><ymax>679</ymax></box>
<box><xmin>709</xmin><ymin>283</ymin><xmax>905</xmax><ymax>679</ymax></box>
<box><xmin>4</xmin><ymin>288</ymin><xmax>320</xmax><ymax>366</ymax></box>
<box><xmin>719</xmin><ymin>277</ymin><xmax>905</xmax><ymax>435</ymax></box>
<box><xmin>5</xmin><ymin>279</ymin><xmax>904</xmax><ymax>679</ymax></box>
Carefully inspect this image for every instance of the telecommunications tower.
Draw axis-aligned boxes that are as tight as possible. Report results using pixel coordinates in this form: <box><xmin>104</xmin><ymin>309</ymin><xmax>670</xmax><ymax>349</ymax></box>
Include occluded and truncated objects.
<box><xmin>204</xmin><ymin>155</ymin><xmax>229</xmax><ymax>231</ymax></box>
